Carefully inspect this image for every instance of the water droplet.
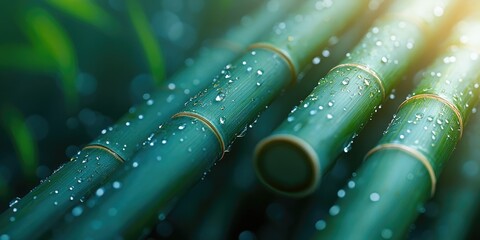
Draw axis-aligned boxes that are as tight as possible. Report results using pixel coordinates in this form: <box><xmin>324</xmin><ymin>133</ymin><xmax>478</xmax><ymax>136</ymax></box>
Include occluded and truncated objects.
<box><xmin>348</xmin><ymin>180</ymin><xmax>356</xmax><ymax>189</ymax></box>
<box><xmin>72</xmin><ymin>206</ymin><xmax>83</xmax><ymax>217</ymax></box>
<box><xmin>309</xmin><ymin>110</ymin><xmax>317</xmax><ymax>116</ymax></box>
<box><xmin>322</xmin><ymin>50</ymin><xmax>330</xmax><ymax>57</ymax></box>
<box><xmin>219</xmin><ymin>117</ymin><xmax>226</xmax><ymax>124</ymax></box>
<box><xmin>370</xmin><ymin>192</ymin><xmax>381</xmax><ymax>202</ymax></box>
<box><xmin>376</xmin><ymin>40</ymin><xmax>382</xmax><ymax>46</ymax></box>
<box><xmin>312</xmin><ymin>57</ymin><xmax>321</xmax><ymax>64</ymax></box>
<box><xmin>215</xmin><ymin>92</ymin><xmax>226</xmax><ymax>102</ymax></box>
<box><xmin>337</xmin><ymin>189</ymin><xmax>346</xmax><ymax>198</ymax></box>
<box><xmin>132</xmin><ymin>162</ymin><xmax>139</xmax><ymax>168</ymax></box>
<box><xmin>251</xmin><ymin>51</ymin><xmax>256</xmax><ymax>56</ymax></box>
<box><xmin>329</xmin><ymin>205</ymin><xmax>340</xmax><ymax>216</ymax></box>
<box><xmin>381</xmin><ymin>56</ymin><xmax>388</xmax><ymax>63</ymax></box>
<box><xmin>315</xmin><ymin>220</ymin><xmax>327</xmax><ymax>231</ymax></box>
<box><xmin>9</xmin><ymin>198</ymin><xmax>20</xmax><ymax>208</ymax></box>
<box><xmin>112</xmin><ymin>181</ymin><xmax>122</xmax><ymax>189</ymax></box>
<box><xmin>161</xmin><ymin>139</ymin><xmax>167</xmax><ymax>144</ymax></box>
<box><xmin>342</xmin><ymin>78</ymin><xmax>350</xmax><ymax>85</ymax></box>
<box><xmin>326</xmin><ymin>114</ymin><xmax>333</xmax><ymax>119</ymax></box>
<box><xmin>96</xmin><ymin>188</ymin><xmax>105</xmax><ymax>197</ymax></box>
<box><xmin>257</xmin><ymin>69</ymin><xmax>264</xmax><ymax>76</ymax></box>
<box><xmin>427</xmin><ymin>116</ymin><xmax>434</xmax><ymax>122</ymax></box>
<box><xmin>287</xmin><ymin>116</ymin><xmax>295</xmax><ymax>122</ymax></box>
<box><xmin>328</xmin><ymin>101</ymin><xmax>334</xmax><ymax>107</ymax></box>
<box><xmin>178</xmin><ymin>124</ymin><xmax>186</xmax><ymax>130</ymax></box>
<box><xmin>399</xmin><ymin>135</ymin><xmax>405</xmax><ymax>139</ymax></box>
<box><xmin>167</xmin><ymin>83</ymin><xmax>176</xmax><ymax>90</ymax></box>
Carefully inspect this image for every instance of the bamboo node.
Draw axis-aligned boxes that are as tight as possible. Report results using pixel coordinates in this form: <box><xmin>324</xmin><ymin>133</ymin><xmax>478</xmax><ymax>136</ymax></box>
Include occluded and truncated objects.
<box><xmin>249</xmin><ymin>42</ymin><xmax>297</xmax><ymax>85</ymax></box>
<box><xmin>172</xmin><ymin>111</ymin><xmax>226</xmax><ymax>159</ymax></box>
<box><xmin>82</xmin><ymin>144</ymin><xmax>125</xmax><ymax>163</ymax></box>
<box><xmin>365</xmin><ymin>143</ymin><xmax>436</xmax><ymax>196</ymax></box>
<box><xmin>329</xmin><ymin>63</ymin><xmax>386</xmax><ymax>99</ymax></box>
<box><xmin>399</xmin><ymin>93</ymin><xmax>463</xmax><ymax>138</ymax></box>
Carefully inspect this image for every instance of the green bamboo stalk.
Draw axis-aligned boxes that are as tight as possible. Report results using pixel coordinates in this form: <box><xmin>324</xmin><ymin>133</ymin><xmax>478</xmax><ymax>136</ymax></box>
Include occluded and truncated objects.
<box><xmin>415</xmin><ymin>97</ymin><xmax>480</xmax><ymax>238</ymax></box>
<box><xmin>254</xmin><ymin>0</ymin><xmax>461</xmax><ymax>197</ymax></box>
<box><xmin>313</xmin><ymin>9</ymin><xmax>480</xmax><ymax>239</ymax></box>
<box><xmin>0</xmin><ymin>1</ymin><xmax>295</xmax><ymax>238</ymax></box>
<box><xmin>54</xmin><ymin>0</ymin><xmax>377</xmax><ymax>238</ymax></box>
<box><xmin>166</xmin><ymin>15</ymin><xmax>380</xmax><ymax>238</ymax></box>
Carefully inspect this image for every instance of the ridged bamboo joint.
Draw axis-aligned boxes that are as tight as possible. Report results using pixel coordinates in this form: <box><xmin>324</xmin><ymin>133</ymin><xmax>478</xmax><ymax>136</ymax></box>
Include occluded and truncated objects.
<box><xmin>254</xmin><ymin>0</ymin><xmax>461</xmax><ymax>197</ymax></box>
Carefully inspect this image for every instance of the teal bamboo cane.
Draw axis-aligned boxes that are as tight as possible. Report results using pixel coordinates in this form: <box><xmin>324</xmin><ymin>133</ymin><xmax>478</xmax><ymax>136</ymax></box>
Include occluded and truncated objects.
<box><xmin>0</xmin><ymin>1</ymin><xmax>296</xmax><ymax>238</ymax></box>
<box><xmin>55</xmin><ymin>0</ymin><xmax>379</xmax><ymax>238</ymax></box>
<box><xmin>314</xmin><ymin>8</ymin><xmax>480</xmax><ymax>239</ymax></box>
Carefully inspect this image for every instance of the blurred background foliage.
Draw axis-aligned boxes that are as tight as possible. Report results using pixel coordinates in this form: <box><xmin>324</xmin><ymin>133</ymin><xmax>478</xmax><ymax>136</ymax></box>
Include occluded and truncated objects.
<box><xmin>1</xmin><ymin>0</ymin><xmax>480</xmax><ymax>239</ymax></box>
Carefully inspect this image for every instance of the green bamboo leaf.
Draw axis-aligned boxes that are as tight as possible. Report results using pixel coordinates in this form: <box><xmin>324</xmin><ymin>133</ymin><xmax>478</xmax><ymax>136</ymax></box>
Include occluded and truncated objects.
<box><xmin>0</xmin><ymin>1</ymin><xmax>296</xmax><ymax>238</ymax></box>
<box><xmin>0</xmin><ymin>104</ymin><xmax>39</xmax><ymax>181</ymax></box>
<box><xmin>24</xmin><ymin>7</ymin><xmax>79</xmax><ymax>109</ymax></box>
<box><xmin>254</xmin><ymin>0</ymin><xmax>461</xmax><ymax>197</ymax></box>
<box><xmin>314</xmin><ymin>8</ymin><xmax>480</xmax><ymax>239</ymax></box>
<box><xmin>126</xmin><ymin>0</ymin><xmax>166</xmax><ymax>86</ymax></box>
<box><xmin>45</xmin><ymin>0</ymin><xmax>118</xmax><ymax>33</ymax></box>
<box><xmin>55</xmin><ymin>0</ymin><xmax>378</xmax><ymax>238</ymax></box>
<box><xmin>0</xmin><ymin>44</ymin><xmax>56</xmax><ymax>72</ymax></box>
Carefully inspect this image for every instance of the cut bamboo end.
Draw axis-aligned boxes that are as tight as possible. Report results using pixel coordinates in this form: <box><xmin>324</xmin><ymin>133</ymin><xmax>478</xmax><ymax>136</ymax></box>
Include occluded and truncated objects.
<box><xmin>254</xmin><ymin>134</ymin><xmax>320</xmax><ymax>197</ymax></box>
<box><xmin>365</xmin><ymin>143</ymin><xmax>437</xmax><ymax>196</ymax></box>
<box><xmin>82</xmin><ymin>144</ymin><xmax>125</xmax><ymax>163</ymax></box>
<box><xmin>248</xmin><ymin>42</ymin><xmax>297</xmax><ymax>85</ymax></box>
<box><xmin>329</xmin><ymin>63</ymin><xmax>386</xmax><ymax>99</ymax></box>
<box><xmin>399</xmin><ymin>93</ymin><xmax>464</xmax><ymax>138</ymax></box>
<box><xmin>172</xmin><ymin>111</ymin><xmax>226</xmax><ymax>159</ymax></box>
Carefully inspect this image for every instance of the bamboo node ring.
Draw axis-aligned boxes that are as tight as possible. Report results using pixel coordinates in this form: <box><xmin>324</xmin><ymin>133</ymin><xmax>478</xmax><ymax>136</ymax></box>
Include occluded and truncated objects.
<box><xmin>249</xmin><ymin>42</ymin><xmax>297</xmax><ymax>85</ymax></box>
<box><xmin>399</xmin><ymin>93</ymin><xmax>463</xmax><ymax>138</ymax></box>
<box><xmin>365</xmin><ymin>143</ymin><xmax>436</xmax><ymax>196</ymax></box>
<box><xmin>329</xmin><ymin>63</ymin><xmax>386</xmax><ymax>99</ymax></box>
<box><xmin>82</xmin><ymin>144</ymin><xmax>125</xmax><ymax>163</ymax></box>
<box><xmin>172</xmin><ymin>111</ymin><xmax>226</xmax><ymax>159</ymax></box>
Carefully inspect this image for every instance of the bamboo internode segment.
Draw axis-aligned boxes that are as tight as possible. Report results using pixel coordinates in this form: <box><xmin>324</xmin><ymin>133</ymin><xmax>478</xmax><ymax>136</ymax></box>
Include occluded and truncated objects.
<box><xmin>328</xmin><ymin>63</ymin><xmax>386</xmax><ymax>99</ymax></box>
<box><xmin>172</xmin><ymin>111</ymin><xmax>226</xmax><ymax>158</ymax></box>
<box><xmin>399</xmin><ymin>93</ymin><xmax>464</xmax><ymax>138</ymax></box>
<box><xmin>209</xmin><ymin>38</ymin><xmax>245</xmax><ymax>54</ymax></box>
<box><xmin>249</xmin><ymin>42</ymin><xmax>297</xmax><ymax>85</ymax></box>
<box><xmin>82</xmin><ymin>144</ymin><xmax>125</xmax><ymax>163</ymax></box>
<box><xmin>366</xmin><ymin>143</ymin><xmax>437</xmax><ymax>196</ymax></box>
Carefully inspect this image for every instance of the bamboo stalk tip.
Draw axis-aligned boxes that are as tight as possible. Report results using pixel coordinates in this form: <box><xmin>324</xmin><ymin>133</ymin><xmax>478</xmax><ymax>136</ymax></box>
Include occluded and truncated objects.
<box><xmin>253</xmin><ymin>134</ymin><xmax>320</xmax><ymax>197</ymax></box>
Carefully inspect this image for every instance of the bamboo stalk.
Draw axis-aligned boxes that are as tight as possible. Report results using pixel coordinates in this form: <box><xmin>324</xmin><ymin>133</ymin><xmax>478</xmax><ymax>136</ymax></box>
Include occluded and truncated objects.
<box><xmin>415</xmin><ymin>93</ymin><xmax>480</xmax><ymax>238</ymax></box>
<box><xmin>313</xmin><ymin>8</ymin><xmax>480</xmax><ymax>239</ymax></box>
<box><xmin>53</xmin><ymin>0</ymin><xmax>377</xmax><ymax>238</ymax></box>
<box><xmin>165</xmin><ymin>13</ymin><xmax>381</xmax><ymax>238</ymax></box>
<box><xmin>254</xmin><ymin>0</ymin><xmax>461</xmax><ymax>197</ymax></box>
<box><xmin>0</xmin><ymin>1</ymin><xmax>295</xmax><ymax>238</ymax></box>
